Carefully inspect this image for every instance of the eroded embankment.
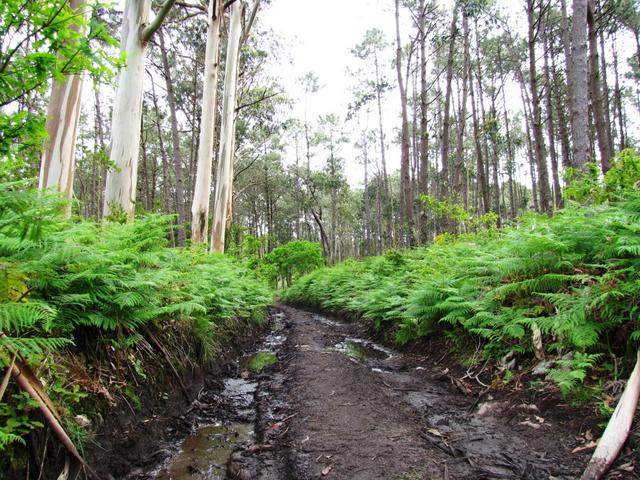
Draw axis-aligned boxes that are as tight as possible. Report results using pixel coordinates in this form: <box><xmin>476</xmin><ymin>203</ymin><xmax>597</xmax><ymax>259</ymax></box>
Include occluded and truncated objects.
<box><xmin>101</xmin><ymin>305</ymin><xmax>636</xmax><ymax>480</ymax></box>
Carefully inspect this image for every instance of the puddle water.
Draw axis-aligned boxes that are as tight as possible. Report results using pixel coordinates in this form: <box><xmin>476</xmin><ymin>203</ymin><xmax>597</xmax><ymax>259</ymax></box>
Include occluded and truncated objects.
<box><xmin>222</xmin><ymin>377</ymin><xmax>257</xmax><ymax>416</ymax></box>
<box><xmin>334</xmin><ymin>338</ymin><xmax>392</xmax><ymax>361</ymax></box>
<box><xmin>139</xmin><ymin>312</ymin><xmax>288</xmax><ymax>479</ymax></box>
<box><xmin>156</xmin><ymin>422</ymin><xmax>253</xmax><ymax>480</ymax></box>
<box><xmin>312</xmin><ymin>313</ymin><xmax>343</xmax><ymax>328</ymax></box>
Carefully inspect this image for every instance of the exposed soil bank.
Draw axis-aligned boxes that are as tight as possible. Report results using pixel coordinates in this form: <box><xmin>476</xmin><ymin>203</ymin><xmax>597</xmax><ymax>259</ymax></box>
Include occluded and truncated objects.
<box><xmin>82</xmin><ymin>316</ymin><xmax>271</xmax><ymax>480</ymax></box>
<box><xmin>89</xmin><ymin>306</ymin><xmax>638</xmax><ymax>480</ymax></box>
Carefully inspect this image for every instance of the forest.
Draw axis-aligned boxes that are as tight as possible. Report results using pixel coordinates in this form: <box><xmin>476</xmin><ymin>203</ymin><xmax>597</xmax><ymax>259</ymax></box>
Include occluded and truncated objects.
<box><xmin>1</xmin><ymin>0</ymin><xmax>640</xmax><ymax>478</ymax></box>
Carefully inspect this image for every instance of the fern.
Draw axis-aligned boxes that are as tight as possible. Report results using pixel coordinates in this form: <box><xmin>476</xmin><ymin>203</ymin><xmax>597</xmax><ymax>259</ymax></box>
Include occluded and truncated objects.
<box><xmin>285</xmin><ymin>189</ymin><xmax>640</xmax><ymax>395</ymax></box>
<box><xmin>548</xmin><ymin>353</ymin><xmax>602</xmax><ymax>396</ymax></box>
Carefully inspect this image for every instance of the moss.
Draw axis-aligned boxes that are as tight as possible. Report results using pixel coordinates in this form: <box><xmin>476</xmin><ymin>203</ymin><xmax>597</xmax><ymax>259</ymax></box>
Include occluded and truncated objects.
<box><xmin>244</xmin><ymin>352</ymin><xmax>278</xmax><ymax>372</ymax></box>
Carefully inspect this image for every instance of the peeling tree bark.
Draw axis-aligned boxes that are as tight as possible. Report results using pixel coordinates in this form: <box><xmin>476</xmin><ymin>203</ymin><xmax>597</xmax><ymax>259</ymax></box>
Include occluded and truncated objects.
<box><xmin>191</xmin><ymin>0</ymin><xmax>224</xmax><ymax>245</ymax></box>
<box><xmin>211</xmin><ymin>0</ymin><xmax>243</xmax><ymax>253</ymax></box>
<box><xmin>103</xmin><ymin>0</ymin><xmax>176</xmax><ymax>220</ymax></box>
<box><xmin>39</xmin><ymin>0</ymin><xmax>91</xmax><ymax>217</ymax></box>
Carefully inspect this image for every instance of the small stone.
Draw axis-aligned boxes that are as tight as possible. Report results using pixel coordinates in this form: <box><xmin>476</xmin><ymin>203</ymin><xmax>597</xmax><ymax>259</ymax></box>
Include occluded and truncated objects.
<box><xmin>532</xmin><ymin>360</ymin><xmax>554</xmax><ymax>376</ymax></box>
<box><xmin>74</xmin><ymin>414</ymin><xmax>91</xmax><ymax>429</ymax></box>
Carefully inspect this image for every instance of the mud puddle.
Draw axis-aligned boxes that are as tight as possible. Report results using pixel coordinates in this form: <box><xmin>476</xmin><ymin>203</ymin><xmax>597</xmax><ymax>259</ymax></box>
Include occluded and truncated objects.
<box><xmin>130</xmin><ymin>311</ymin><xmax>288</xmax><ymax>480</ymax></box>
<box><xmin>333</xmin><ymin>338</ymin><xmax>392</xmax><ymax>361</ymax></box>
<box><xmin>266</xmin><ymin>306</ymin><xmax>604</xmax><ymax>479</ymax></box>
<box><xmin>156</xmin><ymin>422</ymin><xmax>253</xmax><ymax>480</ymax></box>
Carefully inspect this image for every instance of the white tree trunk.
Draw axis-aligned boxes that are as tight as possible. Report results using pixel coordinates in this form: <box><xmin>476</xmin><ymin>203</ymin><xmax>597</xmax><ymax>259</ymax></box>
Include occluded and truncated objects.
<box><xmin>103</xmin><ymin>0</ymin><xmax>150</xmax><ymax>220</ymax></box>
<box><xmin>581</xmin><ymin>350</ymin><xmax>640</xmax><ymax>480</ymax></box>
<box><xmin>191</xmin><ymin>0</ymin><xmax>224</xmax><ymax>245</ymax></box>
<box><xmin>39</xmin><ymin>0</ymin><xmax>91</xmax><ymax>217</ymax></box>
<box><xmin>211</xmin><ymin>0</ymin><xmax>243</xmax><ymax>253</ymax></box>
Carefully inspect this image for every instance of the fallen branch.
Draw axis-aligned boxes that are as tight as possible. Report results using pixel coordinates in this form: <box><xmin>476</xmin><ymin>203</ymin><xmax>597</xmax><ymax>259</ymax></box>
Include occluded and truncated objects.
<box><xmin>0</xmin><ymin>354</ymin><xmax>16</xmax><ymax>402</ymax></box>
<box><xmin>10</xmin><ymin>358</ymin><xmax>100</xmax><ymax>480</ymax></box>
<box><xmin>580</xmin><ymin>349</ymin><xmax>640</xmax><ymax>480</ymax></box>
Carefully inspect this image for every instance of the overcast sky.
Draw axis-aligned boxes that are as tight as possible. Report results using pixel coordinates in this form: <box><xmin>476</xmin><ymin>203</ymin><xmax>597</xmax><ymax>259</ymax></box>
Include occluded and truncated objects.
<box><xmin>259</xmin><ymin>0</ymin><xmax>407</xmax><ymax>185</ymax></box>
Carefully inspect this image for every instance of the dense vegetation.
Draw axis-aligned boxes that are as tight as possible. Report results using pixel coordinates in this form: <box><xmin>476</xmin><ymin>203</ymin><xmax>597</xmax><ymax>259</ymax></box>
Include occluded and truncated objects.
<box><xmin>2</xmin><ymin>0</ymin><xmax>640</xmax><ymax>475</ymax></box>
<box><xmin>283</xmin><ymin>153</ymin><xmax>640</xmax><ymax>395</ymax></box>
<box><xmin>0</xmin><ymin>184</ymin><xmax>271</xmax><ymax>460</ymax></box>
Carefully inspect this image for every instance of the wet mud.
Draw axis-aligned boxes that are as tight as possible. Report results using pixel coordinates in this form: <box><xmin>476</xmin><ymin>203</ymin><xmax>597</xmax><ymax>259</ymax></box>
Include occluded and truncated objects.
<box><xmin>112</xmin><ymin>306</ymin><xmax>636</xmax><ymax>480</ymax></box>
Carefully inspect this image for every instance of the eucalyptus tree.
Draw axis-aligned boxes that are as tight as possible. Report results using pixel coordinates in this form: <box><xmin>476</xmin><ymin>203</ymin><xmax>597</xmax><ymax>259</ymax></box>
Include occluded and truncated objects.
<box><xmin>38</xmin><ymin>0</ymin><xmax>92</xmax><ymax>210</ymax></box>
<box><xmin>211</xmin><ymin>0</ymin><xmax>244</xmax><ymax>253</ymax></box>
<box><xmin>103</xmin><ymin>0</ymin><xmax>177</xmax><ymax>220</ymax></box>
<box><xmin>0</xmin><ymin>0</ymin><xmax>113</xmax><ymax>183</ymax></box>
<box><xmin>210</xmin><ymin>0</ymin><xmax>263</xmax><ymax>253</ymax></box>
<box><xmin>191</xmin><ymin>0</ymin><xmax>224</xmax><ymax>245</ymax></box>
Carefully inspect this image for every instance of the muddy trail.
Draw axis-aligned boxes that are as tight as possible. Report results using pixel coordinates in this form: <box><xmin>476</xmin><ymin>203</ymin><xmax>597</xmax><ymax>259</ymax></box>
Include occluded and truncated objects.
<box><xmin>118</xmin><ymin>305</ymin><xmax>605</xmax><ymax>480</ymax></box>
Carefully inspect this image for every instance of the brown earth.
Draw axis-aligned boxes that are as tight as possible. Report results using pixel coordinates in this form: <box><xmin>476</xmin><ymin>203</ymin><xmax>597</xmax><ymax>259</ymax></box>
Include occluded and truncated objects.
<box><xmin>248</xmin><ymin>307</ymin><xmax>604</xmax><ymax>480</ymax></box>
<box><xmin>89</xmin><ymin>306</ymin><xmax>638</xmax><ymax>480</ymax></box>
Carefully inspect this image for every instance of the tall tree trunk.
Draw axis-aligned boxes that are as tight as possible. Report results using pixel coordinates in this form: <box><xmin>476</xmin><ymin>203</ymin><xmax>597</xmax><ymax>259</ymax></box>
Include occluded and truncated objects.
<box><xmin>140</xmin><ymin>126</ymin><xmax>152</xmax><ymax>211</ymax></box>
<box><xmin>467</xmin><ymin>15</ymin><xmax>489</xmax><ymax>215</ymax></box>
<box><xmin>374</xmin><ymin>52</ymin><xmax>391</xmax><ymax>248</ymax></box>
<box><xmin>497</xmin><ymin>44</ymin><xmax>517</xmax><ymax>219</ymax></box>
<box><xmin>211</xmin><ymin>0</ymin><xmax>243</xmax><ymax>253</ymax></box>
<box><xmin>454</xmin><ymin>20</ymin><xmax>469</xmax><ymax>207</ymax></box>
<box><xmin>527</xmin><ymin>0</ymin><xmax>551</xmax><ymax>213</ymax></box>
<box><xmin>94</xmin><ymin>83</ymin><xmax>107</xmax><ymax>220</ymax></box>
<box><xmin>187</xmin><ymin>59</ymin><xmax>199</xmax><ymax>208</ymax></box>
<box><xmin>191</xmin><ymin>0</ymin><xmax>224</xmax><ymax>245</ymax></box>
<box><xmin>39</xmin><ymin>0</ymin><xmax>91</xmax><ymax>217</ymax></box>
<box><xmin>598</xmin><ymin>24</ymin><xmax>613</xmax><ymax>154</ymax></box>
<box><xmin>543</xmin><ymin>32</ymin><xmax>563</xmax><ymax>209</ymax></box>
<box><xmin>587</xmin><ymin>0</ymin><xmax>613</xmax><ymax>172</ymax></box>
<box><xmin>569</xmin><ymin>0</ymin><xmax>591</xmax><ymax>171</ymax></box>
<box><xmin>103</xmin><ymin>0</ymin><xmax>176</xmax><ymax>220</ymax></box>
<box><xmin>150</xmin><ymin>77</ymin><xmax>176</xmax><ymax>246</ymax></box>
<box><xmin>521</xmin><ymin>81</ymin><xmax>539</xmax><ymax>211</ymax></box>
<box><xmin>551</xmin><ymin>46</ymin><xmax>573</xmax><ymax>173</ymax></box>
<box><xmin>375</xmin><ymin>169</ymin><xmax>383</xmax><ymax>254</ymax></box>
<box><xmin>558</xmin><ymin>0</ymin><xmax>575</xmax><ymax>172</ymax></box>
<box><xmin>440</xmin><ymin>6</ymin><xmax>458</xmax><ymax>199</ymax></box>
<box><xmin>158</xmin><ymin>29</ymin><xmax>187</xmax><ymax>245</ymax></box>
<box><xmin>489</xmin><ymin>95</ymin><xmax>502</xmax><ymax>224</ymax></box>
<box><xmin>469</xmin><ymin>70</ymin><xmax>488</xmax><ymax>214</ymax></box>
<box><xmin>395</xmin><ymin>0</ymin><xmax>413</xmax><ymax>245</ymax></box>
<box><xmin>612</xmin><ymin>35</ymin><xmax>626</xmax><ymax>150</ymax></box>
<box><xmin>362</xmin><ymin>130</ymin><xmax>372</xmax><ymax>256</ymax></box>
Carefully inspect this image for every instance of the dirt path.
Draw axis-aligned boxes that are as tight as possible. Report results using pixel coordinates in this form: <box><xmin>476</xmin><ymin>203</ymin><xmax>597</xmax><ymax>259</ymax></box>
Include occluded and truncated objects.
<box><xmin>249</xmin><ymin>305</ymin><xmax>594</xmax><ymax>480</ymax></box>
<box><xmin>131</xmin><ymin>305</ymin><xmax>607</xmax><ymax>479</ymax></box>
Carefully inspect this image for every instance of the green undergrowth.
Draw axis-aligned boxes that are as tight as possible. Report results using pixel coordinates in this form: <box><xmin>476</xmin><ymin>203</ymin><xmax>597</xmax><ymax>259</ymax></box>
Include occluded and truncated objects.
<box><xmin>284</xmin><ymin>183</ymin><xmax>640</xmax><ymax>397</ymax></box>
<box><xmin>0</xmin><ymin>183</ymin><xmax>272</xmax><ymax>462</ymax></box>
